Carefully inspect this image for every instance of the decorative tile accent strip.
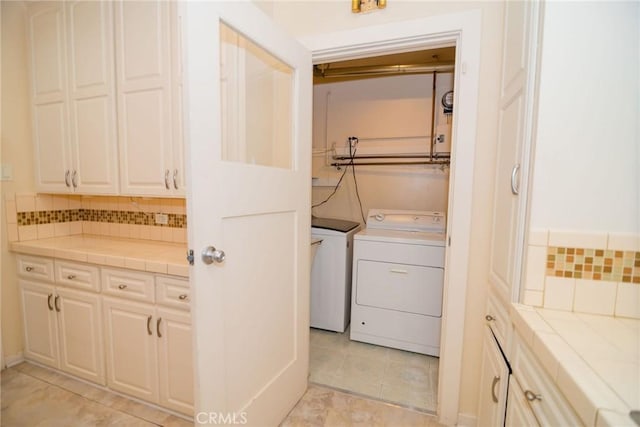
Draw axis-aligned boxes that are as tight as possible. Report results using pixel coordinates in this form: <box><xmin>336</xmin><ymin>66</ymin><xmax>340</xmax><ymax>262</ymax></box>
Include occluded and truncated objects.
<box><xmin>546</xmin><ymin>246</ymin><xmax>640</xmax><ymax>284</ymax></box>
<box><xmin>17</xmin><ymin>209</ymin><xmax>187</xmax><ymax>228</ymax></box>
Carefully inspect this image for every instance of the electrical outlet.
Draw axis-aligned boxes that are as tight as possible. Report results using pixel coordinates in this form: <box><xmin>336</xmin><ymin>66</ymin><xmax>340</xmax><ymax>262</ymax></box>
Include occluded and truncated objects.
<box><xmin>154</xmin><ymin>213</ymin><xmax>168</xmax><ymax>225</ymax></box>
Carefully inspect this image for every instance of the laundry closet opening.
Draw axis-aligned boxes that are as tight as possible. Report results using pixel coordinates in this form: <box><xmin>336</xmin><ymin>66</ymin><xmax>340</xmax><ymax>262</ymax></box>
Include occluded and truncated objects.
<box><xmin>309</xmin><ymin>47</ymin><xmax>456</xmax><ymax>413</ymax></box>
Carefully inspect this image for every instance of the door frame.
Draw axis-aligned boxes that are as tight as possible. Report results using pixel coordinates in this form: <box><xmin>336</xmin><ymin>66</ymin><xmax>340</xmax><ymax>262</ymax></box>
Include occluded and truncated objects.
<box><xmin>300</xmin><ymin>9</ymin><xmax>481</xmax><ymax>426</ymax></box>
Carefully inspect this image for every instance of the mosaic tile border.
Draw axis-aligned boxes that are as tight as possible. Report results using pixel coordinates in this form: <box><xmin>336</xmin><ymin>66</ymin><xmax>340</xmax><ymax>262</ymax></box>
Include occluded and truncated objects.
<box><xmin>17</xmin><ymin>209</ymin><xmax>187</xmax><ymax>229</ymax></box>
<box><xmin>546</xmin><ymin>246</ymin><xmax>640</xmax><ymax>284</ymax></box>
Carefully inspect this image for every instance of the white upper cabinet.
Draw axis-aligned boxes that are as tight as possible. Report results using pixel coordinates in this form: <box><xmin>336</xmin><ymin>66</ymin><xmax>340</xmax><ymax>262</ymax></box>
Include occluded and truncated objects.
<box><xmin>66</xmin><ymin>1</ymin><xmax>119</xmax><ymax>194</ymax></box>
<box><xmin>27</xmin><ymin>1</ymin><xmax>184</xmax><ymax>197</ymax></box>
<box><xmin>28</xmin><ymin>3</ymin><xmax>72</xmax><ymax>192</ymax></box>
<box><xmin>28</xmin><ymin>1</ymin><xmax>119</xmax><ymax>195</ymax></box>
<box><xmin>114</xmin><ymin>1</ymin><xmax>184</xmax><ymax>197</ymax></box>
<box><xmin>488</xmin><ymin>0</ymin><xmax>541</xmax><ymax>303</ymax></box>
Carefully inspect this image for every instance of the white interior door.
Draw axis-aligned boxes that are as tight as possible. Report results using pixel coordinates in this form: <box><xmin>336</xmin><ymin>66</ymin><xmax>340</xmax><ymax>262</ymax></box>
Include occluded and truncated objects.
<box><xmin>182</xmin><ymin>3</ymin><xmax>311</xmax><ymax>426</ymax></box>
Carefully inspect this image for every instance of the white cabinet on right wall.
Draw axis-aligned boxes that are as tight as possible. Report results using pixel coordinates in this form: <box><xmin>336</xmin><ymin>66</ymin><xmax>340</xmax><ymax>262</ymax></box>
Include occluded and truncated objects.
<box><xmin>488</xmin><ymin>0</ymin><xmax>541</xmax><ymax>304</ymax></box>
<box><xmin>479</xmin><ymin>0</ymin><xmax>542</xmax><ymax>424</ymax></box>
<box><xmin>114</xmin><ymin>0</ymin><xmax>184</xmax><ymax>197</ymax></box>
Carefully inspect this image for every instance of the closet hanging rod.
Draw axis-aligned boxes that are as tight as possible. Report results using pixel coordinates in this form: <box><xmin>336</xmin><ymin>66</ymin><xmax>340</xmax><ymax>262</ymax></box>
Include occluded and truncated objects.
<box><xmin>315</xmin><ymin>63</ymin><xmax>455</xmax><ymax>78</ymax></box>
<box><xmin>332</xmin><ymin>153</ymin><xmax>451</xmax><ymax>161</ymax></box>
<box><xmin>331</xmin><ymin>160</ymin><xmax>450</xmax><ymax>167</ymax></box>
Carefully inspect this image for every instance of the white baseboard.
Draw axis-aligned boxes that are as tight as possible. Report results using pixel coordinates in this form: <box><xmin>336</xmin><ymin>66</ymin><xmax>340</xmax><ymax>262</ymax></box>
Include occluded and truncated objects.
<box><xmin>3</xmin><ymin>352</ymin><xmax>25</xmax><ymax>369</ymax></box>
<box><xmin>457</xmin><ymin>413</ymin><xmax>477</xmax><ymax>427</ymax></box>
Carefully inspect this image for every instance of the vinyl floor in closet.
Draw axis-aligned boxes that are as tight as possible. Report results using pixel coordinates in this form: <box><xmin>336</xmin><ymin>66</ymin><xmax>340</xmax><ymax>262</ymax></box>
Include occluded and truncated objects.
<box><xmin>309</xmin><ymin>327</ymin><xmax>439</xmax><ymax>413</ymax></box>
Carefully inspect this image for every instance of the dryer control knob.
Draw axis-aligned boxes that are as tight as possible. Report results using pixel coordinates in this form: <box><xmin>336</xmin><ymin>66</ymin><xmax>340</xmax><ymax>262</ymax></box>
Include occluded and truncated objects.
<box><xmin>374</xmin><ymin>213</ymin><xmax>385</xmax><ymax>221</ymax></box>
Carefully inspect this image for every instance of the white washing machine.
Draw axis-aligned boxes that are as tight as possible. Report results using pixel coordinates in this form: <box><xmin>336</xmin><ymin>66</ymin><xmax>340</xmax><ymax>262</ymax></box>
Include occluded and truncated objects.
<box><xmin>311</xmin><ymin>217</ymin><xmax>361</xmax><ymax>332</ymax></box>
<box><xmin>350</xmin><ymin>209</ymin><xmax>446</xmax><ymax>356</ymax></box>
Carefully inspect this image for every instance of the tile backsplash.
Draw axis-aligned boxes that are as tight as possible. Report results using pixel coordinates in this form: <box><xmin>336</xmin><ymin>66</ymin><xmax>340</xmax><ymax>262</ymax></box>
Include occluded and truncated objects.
<box><xmin>546</xmin><ymin>246</ymin><xmax>639</xmax><ymax>283</ymax></box>
<box><xmin>5</xmin><ymin>193</ymin><xmax>187</xmax><ymax>244</ymax></box>
<box><xmin>523</xmin><ymin>229</ymin><xmax>640</xmax><ymax>319</ymax></box>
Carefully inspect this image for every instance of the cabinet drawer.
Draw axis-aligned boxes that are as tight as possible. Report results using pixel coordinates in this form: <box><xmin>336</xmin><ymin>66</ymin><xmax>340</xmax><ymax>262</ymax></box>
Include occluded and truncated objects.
<box><xmin>486</xmin><ymin>286</ymin><xmax>510</xmax><ymax>352</ymax></box>
<box><xmin>156</xmin><ymin>276</ymin><xmax>190</xmax><ymax>311</ymax></box>
<box><xmin>511</xmin><ymin>333</ymin><xmax>583</xmax><ymax>426</ymax></box>
<box><xmin>17</xmin><ymin>256</ymin><xmax>54</xmax><ymax>282</ymax></box>
<box><xmin>102</xmin><ymin>268</ymin><xmax>155</xmax><ymax>303</ymax></box>
<box><xmin>55</xmin><ymin>261</ymin><xmax>100</xmax><ymax>292</ymax></box>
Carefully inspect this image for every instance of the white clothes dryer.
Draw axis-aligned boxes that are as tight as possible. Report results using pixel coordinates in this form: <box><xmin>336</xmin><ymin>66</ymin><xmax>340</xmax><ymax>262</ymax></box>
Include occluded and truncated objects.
<box><xmin>350</xmin><ymin>209</ymin><xmax>446</xmax><ymax>356</ymax></box>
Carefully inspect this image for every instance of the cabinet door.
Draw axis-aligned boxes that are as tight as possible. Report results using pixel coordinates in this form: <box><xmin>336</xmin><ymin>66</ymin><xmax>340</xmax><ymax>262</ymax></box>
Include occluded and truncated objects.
<box><xmin>506</xmin><ymin>377</ymin><xmax>540</xmax><ymax>427</ymax></box>
<box><xmin>156</xmin><ymin>307</ymin><xmax>193</xmax><ymax>415</ymax></box>
<box><xmin>115</xmin><ymin>0</ymin><xmax>174</xmax><ymax>196</ymax></box>
<box><xmin>488</xmin><ymin>0</ymin><xmax>542</xmax><ymax>301</ymax></box>
<box><xmin>19</xmin><ymin>280</ymin><xmax>59</xmax><ymax>368</ymax></box>
<box><xmin>56</xmin><ymin>288</ymin><xmax>105</xmax><ymax>385</ymax></box>
<box><xmin>476</xmin><ymin>326</ymin><xmax>510</xmax><ymax>427</ymax></box>
<box><xmin>27</xmin><ymin>2</ymin><xmax>73</xmax><ymax>193</ymax></box>
<box><xmin>170</xmin><ymin>4</ymin><xmax>185</xmax><ymax>196</ymax></box>
<box><xmin>65</xmin><ymin>1</ymin><xmax>118</xmax><ymax>195</ymax></box>
<box><xmin>103</xmin><ymin>297</ymin><xmax>159</xmax><ymax>403</ymax></box>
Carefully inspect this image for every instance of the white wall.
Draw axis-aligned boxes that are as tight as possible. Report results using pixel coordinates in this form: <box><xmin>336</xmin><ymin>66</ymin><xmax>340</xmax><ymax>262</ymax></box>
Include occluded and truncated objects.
<box><xmin>312</xmin><ymin>73</ymin><xmax>452</xmax><ymax>223</ymax></box>
<box><xmin>272</xmin><ymin>1</ymin><xmax>505</xmax><ymax>420</ymax></box>
<box><xmin>529</xmin><ymin>2</ymin><xmax>640</xmax><ymax>233</ymax></box>
<box><xmin>1</xmin><ymin>1</ymin><xmax>34</xmax><ymax>363</ymax></box>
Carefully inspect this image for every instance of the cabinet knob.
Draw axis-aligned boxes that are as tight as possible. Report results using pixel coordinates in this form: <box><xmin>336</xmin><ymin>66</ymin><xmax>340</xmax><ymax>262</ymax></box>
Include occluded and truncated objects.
<box><xmin>118</xmin><ymin>284</ymin><xmax>127</xmax><ymax>290</ymax></box>
<box><xmin>67</xmin><ymin>274</ymin><xmax>76</xmax><ymax>280</ymax></box>
<box><xmin>25</xmin><ymin>266</ymin><xmax>34</xmax><ymax>272</ymax></box>
<box><xmin>178</xmin><ymin>294</ymin><xmax>188</xmax><ymax>301</ymax></box>
<box><xmin>524</xmin><ymin>390</ymin><xmax>542</xmax><ymax>402</ymax></box>
<box><xmin>485</xmin><ymin>314</ymin><xmax>495</xmax><ymax>322</ymax></box>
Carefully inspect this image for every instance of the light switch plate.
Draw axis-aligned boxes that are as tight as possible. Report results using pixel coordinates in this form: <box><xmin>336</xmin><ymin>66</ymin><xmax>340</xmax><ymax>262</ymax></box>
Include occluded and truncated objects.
<box><xmin>1</xmin><ymin>164</ymin><xmax>13</xmax><ymax>181</ymax></box>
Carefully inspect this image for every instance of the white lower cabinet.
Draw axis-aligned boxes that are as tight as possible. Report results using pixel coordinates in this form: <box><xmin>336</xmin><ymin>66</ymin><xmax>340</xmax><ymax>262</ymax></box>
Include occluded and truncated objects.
<box><xmin>103</xmin><ymin>297</ymin><xmax>159</xmax><ymax>402</ymax></box>
<box><xmin>55</xmin><ymin>287</ymin><xmax>105</xmax><ymax>384</ymax></box>
<box><xmin>18</xmin><ymin>255</ymin><xmax>192</xmax><ymax>417</ymax></box>
<box><xmin>20</xmin><ymin>280</ymin><xmax>59</xmax><ymax>368</ymax></box>
<box><xmin>157</xmin><ymin>307</ymin><xmax>194</xmax><ymax>415</ymax></box>
<box><xmin>102</xmin><ymin>272</ymin><xmax>193</xmax><ymax>416</ymax></box>
<box><xmin>476</xmin><ymin>325</ymin><xmax>510</xmax><ymax>427</ymax></box>
<box><xmin>506</xmin><ymin>376</ymin><xmax>539</xmax><ymax>426</ymax></box>
<box><xmin>20</xmin><ymin>280</ymin><xmax>105</xmax><ymax>385</ymax></box>
<box><xmin>511</xmin><ymin>332</ymin><xmax>583</xmax><ymax>426</ymax></box>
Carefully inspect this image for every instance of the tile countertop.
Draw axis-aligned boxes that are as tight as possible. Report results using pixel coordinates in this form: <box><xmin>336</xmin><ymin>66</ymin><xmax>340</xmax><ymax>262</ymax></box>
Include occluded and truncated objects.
<box><xmin>10</xmin><ymin>235</ymin><xmax>189</xmax><ymax>278</ymax></box>
<box><xmin>511</xmin><ymin>304</ymin><xmax>639</xmax><ymax>427</ymax></box>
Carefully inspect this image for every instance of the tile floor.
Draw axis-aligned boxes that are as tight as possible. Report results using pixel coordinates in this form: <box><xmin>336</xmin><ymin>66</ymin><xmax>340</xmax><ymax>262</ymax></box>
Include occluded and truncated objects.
<box><xmin>1</xmin><ymin>362</ymin><xmax>191</xmax><ymax>426</ymax></box>
<box><xmin>1</xmin><ymin>362</ymin><xmax>442</xmax><ymax>426</ymax></box>
<box><xmin>309</xmin><ymin>328</ymin><xmax>439</xmax><ymax>412</ymax></box>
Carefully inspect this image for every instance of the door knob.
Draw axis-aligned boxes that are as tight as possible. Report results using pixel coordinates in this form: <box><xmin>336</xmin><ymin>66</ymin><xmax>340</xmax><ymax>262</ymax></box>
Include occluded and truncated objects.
<box><xmin>202</xmin><ymin>246</ymin><xmax>226</xmax><ymax>264</ymax></box>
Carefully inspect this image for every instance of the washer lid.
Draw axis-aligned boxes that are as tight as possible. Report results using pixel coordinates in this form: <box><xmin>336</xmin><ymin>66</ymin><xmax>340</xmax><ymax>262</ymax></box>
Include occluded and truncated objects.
<box><xmin>366</xmin><ymin>209</ymin><xmax>446</xmax><ymax>233</ymax></box>
<box><xmin>311</xmin><ymin>217</ymin><xmax>360</xmax><ymax>233</ymax></box>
